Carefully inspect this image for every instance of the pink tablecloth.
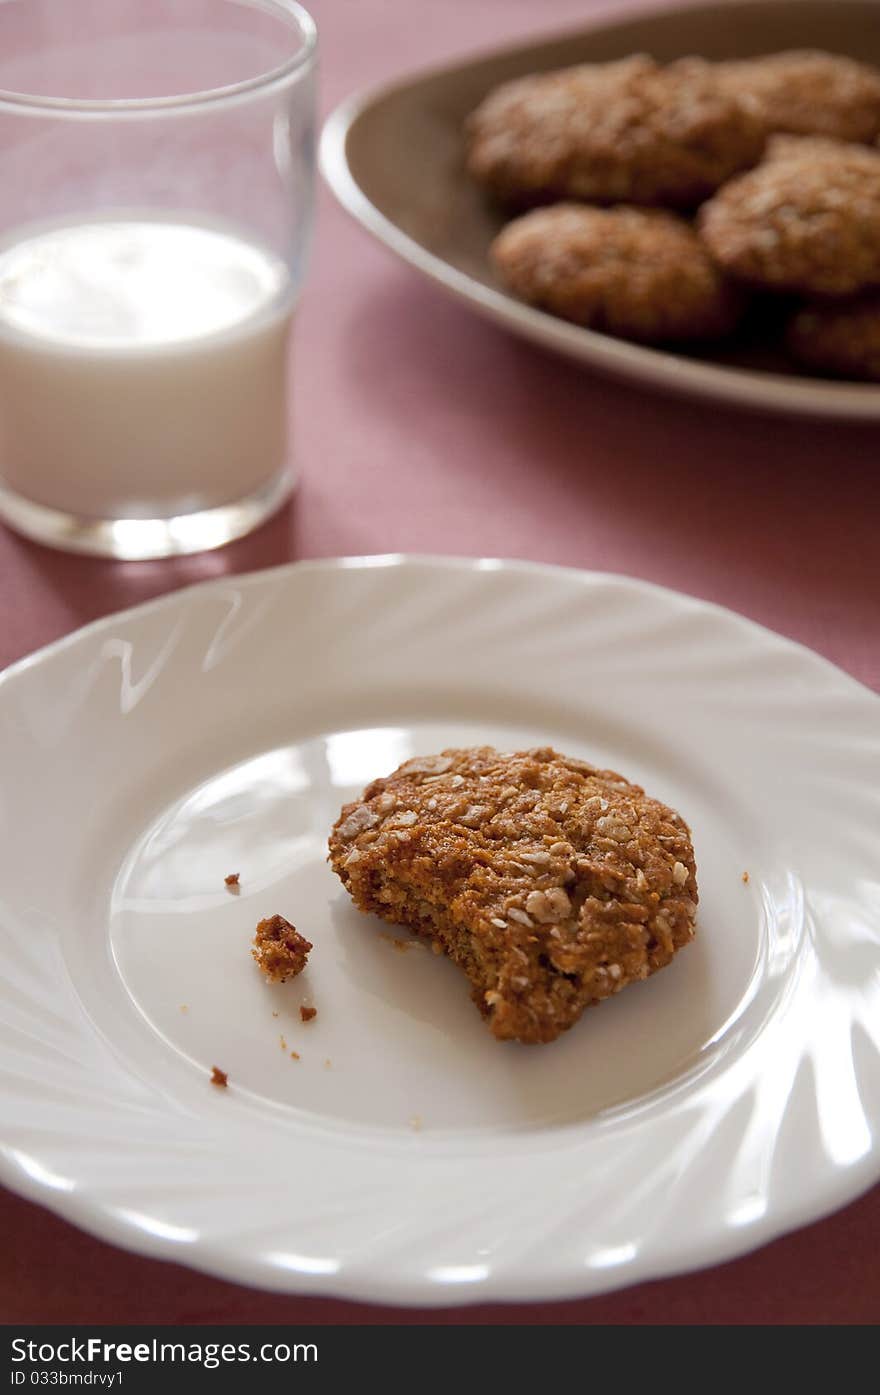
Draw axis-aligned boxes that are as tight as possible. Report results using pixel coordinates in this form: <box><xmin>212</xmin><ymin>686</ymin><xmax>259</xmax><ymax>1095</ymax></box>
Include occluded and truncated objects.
<box><xmin>2</xmin><ymin>0</ymin><xmax>878</xmax><ymax>1325</ymax></box>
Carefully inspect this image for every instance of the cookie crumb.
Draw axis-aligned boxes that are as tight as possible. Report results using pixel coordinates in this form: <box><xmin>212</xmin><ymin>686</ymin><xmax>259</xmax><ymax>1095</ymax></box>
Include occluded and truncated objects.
<box><xmin>210</xmin><ymin>1066</ymin><xmax>228</xmax><ymax>1088</ymax></box>
<box><xmin>224</xmin><ymin>872</ymin><xmax>240</xmax><ymax>892</ymax></box>
<box><xmin>290</xmin><ymin>1050</ymin><xmax>300</xmax><ymax>1060</ymax></box>
<box><xmin>323</xmin><ymin>1058</ymin><xmax>332</xmax><ymax>1069</ymax></box>
<box><xmin>252</xmin><ymin>914</ymin><xmax>312</xmax><ymax>983</ymax></box>
<box><xmin>272</xmin><ymin>1010</ymin><xmax>279</xmax><ymax>1018</ymax></box>
<box><xmin>179</xmin><ymin>1004</ymin><xmax>188</xmax><ymax>1013</ymax></box>
<box><xmin>742</xmin><ymin>870</ymin><xmax>750</xmax><ymax>884</ymax></box>
<box><xmin>300</xmin><ymin>1005</ymin><xmax>317</xmax><ymax>1023</ymax></box>
<box><xmin>279</xmin><ymin>1034</ymin><xmax>287</xmax><ymax>1050</ymax></box>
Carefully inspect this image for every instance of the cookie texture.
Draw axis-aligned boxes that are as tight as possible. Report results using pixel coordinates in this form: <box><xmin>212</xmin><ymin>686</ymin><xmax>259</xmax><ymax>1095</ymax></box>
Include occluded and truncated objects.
<box><xmin>465</xmin><ymin>56</ymin><xmax>764</xmax><ymax>208</ymax></box>
<box><xmin>328</xmin><ymin>747</ymin><xmax>698</xmax><ymax>1045</ymax></box>
<box><xmin>715</xmin><ymin>49</ymin><xmax>880</xmax><ymax>143</ymax></box>
<box><xmin>699</xmin><ymin>135</ymin><xmax>880</xmax><ymax>295</ymax></box>
<box><xmin>492</xmin><ymin>203</ymin><xmax>742</xmax><ymax>341</ymax></box>
<box><xmin>787</xmin><ymin>294</ymin><xmax>880</xmax><ymax>379</ymax></box>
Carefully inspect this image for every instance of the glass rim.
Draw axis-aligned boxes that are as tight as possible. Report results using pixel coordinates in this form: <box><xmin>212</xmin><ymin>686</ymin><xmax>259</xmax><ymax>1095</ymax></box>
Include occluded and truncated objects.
<box><xmin>0</xmin><ymin>0</ymin><xmax>317</xmax><ymax>118</ymax></box>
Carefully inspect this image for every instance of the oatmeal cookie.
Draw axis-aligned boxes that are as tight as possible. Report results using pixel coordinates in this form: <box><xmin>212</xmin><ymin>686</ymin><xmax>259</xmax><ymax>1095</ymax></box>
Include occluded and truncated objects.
<box><xmin>699</xmin><ymin>135</ymin><xmax>880</xmax><ymax>295</ymax></box>
<box><xmin>715</xmin><ymin>49</ymin><xmax>880</xmax><ymax>144</ymax></box>
<box><xmin>465</xmin><ymin>55</ymin><xmax>764</xmax><ymax>208</ymax></box>
<box><xmin>491</xmin><ymin>203</ymin><xmax>742</xmax><ymax>341</ymax></box>
<box><xmin>787</xmin><ymin>294</ymin><xmax>880</xmax><ymax>379</ymax></box>
<box><xmin>328</xmin><ymin>747</ymin><xmax>697</xmax><ymax>1046</ymax></box>
<box><xmin>252</xmin><ymin>914</ymin><xmax>312</xmax><ymax>983</ymax></box>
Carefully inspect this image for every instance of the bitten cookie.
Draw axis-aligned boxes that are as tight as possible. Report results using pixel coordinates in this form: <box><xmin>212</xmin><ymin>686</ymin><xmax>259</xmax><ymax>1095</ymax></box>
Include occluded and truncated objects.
<box><xmin>328</xmin><ymin>747</ymin><xmax>698</xmax><ymax>1046</ymax></box>
<box><xmin>699</xmin><ymin>135</ymin><xmax>880</xmax><ymax>295</ymax></box>
<box><xmin>491</xmin><ymin>203</ymin><xmax>742</xmax><ymax>342</ymax></box>
<box><xmin>715</xmin><ymin>49</ymin><xmax>880</xmax><ymax>144</ymax></box>
<box><xmin>465</xmin><ymin>55</ymin><xmax>764</xmax><ymax>209</ymax></box>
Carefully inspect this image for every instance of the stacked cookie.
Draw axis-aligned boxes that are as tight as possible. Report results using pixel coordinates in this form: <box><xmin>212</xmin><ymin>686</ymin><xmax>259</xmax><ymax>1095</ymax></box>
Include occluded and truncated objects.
<box><xmin>467</xmin><ymin>50</ymin><xmax>880</xmax><ymax>378</ymax></box>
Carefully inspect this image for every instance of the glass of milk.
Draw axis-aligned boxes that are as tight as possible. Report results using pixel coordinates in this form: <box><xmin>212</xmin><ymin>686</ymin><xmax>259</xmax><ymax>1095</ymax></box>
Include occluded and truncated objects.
<box><xmin>0</xmin><ymin>0</ymin><xmax>316</xmax><ymax>559</ymax></box>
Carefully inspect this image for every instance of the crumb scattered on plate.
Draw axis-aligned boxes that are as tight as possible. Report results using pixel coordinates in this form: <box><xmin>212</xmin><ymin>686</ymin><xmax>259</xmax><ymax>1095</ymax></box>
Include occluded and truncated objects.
<box><xmin>742</xmin><ymin>870</ymin><xmax>750</xmax><ymax>884</ymax></box>
<box><xmin>210</xmin><ymin>1066</ymin><xmax>228</xmax><ymax>1088</ymax></box>
<box><xmin>409</xmin><ymin>1115</ymin><xmax>423</xmax><ymax>1132</ymax></box>
<box><xmin>252</xmin><ymin>914</ymin><xmax>312</xmax><ymax>983</ymax></box>
<box><xmin>324</xmin><ymin>1058</ymin><xmax>332</xmax><ymax>1069</ymax></box>
<box><xmin>279</xmin><ymin>1034</ymin><xmax>287</xmax><ymax>1050</ymax></box>
<box><xmin>224</xmin><ymin>872</ymin><xmax>240</xmax><ymax>890</ymax></box>
<box><xmin>290</xmin><ymin>1050</ymin><xmax>300</xmax><ymax>1060</ymax></box>
<box><xmin>300</xmin><ymin>1005</ymin><xmax>317</xmax><ymax>1023</ymax></box>
<box><xmin>179</xmin><ymin>1004</ymin><xmax>188</xmax><ymax>1013</ymax></box>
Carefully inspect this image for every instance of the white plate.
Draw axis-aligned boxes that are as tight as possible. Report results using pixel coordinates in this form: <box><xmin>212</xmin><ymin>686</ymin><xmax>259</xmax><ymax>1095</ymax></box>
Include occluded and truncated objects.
<box><xmin>320</xmin><ymin>0</ymin><xmax>880</xmax><ymax>420</ymax></box>
<box><xmin>1</xmin><ymin>555</ymin><xmax>879</xmax><ymax>1305</ymax></box>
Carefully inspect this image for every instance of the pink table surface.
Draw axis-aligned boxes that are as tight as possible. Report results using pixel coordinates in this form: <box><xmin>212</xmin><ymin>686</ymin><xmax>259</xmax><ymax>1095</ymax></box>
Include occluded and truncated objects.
<box><xmin>2</xmin><ymin>0</ymin><xmax>879</xmax><ymax>1326</ymax></box>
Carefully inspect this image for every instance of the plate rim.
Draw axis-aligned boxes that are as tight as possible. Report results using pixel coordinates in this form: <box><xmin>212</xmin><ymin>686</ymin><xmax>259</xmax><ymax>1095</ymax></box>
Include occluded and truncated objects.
<box><xmin>318</xmin><ymin>0</ymin><xmax>880</xmax><ymax>422</ymax></box>
<box><xmin>3</xmin><ymin>551</ymin><xmax>877</xmax><ymax>705</ymax></box>
<box><xmin>1</xmin><ymin>552</ymin><xmax>879</xmax><ymax>1306</ymax></box>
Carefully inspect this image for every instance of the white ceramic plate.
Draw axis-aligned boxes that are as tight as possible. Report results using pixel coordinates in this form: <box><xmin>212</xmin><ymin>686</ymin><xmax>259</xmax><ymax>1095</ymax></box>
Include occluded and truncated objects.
<box><xmin>320</xmin><ymin>0</ymin><xmax>880</xmax><ymax>420</ymax></box>
<box><xmin>1</xmin><ymin>555</ymin><xmax>879</xmax><ymax>1305</ymax></box>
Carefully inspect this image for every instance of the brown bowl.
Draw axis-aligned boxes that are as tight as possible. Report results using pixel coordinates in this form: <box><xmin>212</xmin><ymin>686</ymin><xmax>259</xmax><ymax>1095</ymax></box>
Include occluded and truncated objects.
<box><xmin>320</xmin><ymin>0</ymin><xmax>880</xmax><ymax>419</ymax></box>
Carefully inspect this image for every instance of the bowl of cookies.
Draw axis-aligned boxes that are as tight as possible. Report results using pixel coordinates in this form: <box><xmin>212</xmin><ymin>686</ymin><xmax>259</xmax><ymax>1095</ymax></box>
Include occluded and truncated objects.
<box><xmin>321</xmin><ymin>0</ymin><xmax>880</xmax><ymax>417</ymax></box>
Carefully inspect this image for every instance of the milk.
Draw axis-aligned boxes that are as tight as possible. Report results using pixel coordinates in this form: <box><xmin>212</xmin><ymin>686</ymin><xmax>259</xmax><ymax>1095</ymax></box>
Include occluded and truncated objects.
<box><xmin>0</xmin><ymin>216</ymin><xmax>295</xmax><ymax>519</ymax></box>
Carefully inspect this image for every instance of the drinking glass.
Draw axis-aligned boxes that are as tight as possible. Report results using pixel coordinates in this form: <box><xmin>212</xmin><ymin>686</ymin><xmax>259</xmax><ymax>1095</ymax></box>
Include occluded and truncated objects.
<box><xmin>0</xmin><ymin>0</ymin><xmax>316</xmax><ymax>559</ymax></box>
